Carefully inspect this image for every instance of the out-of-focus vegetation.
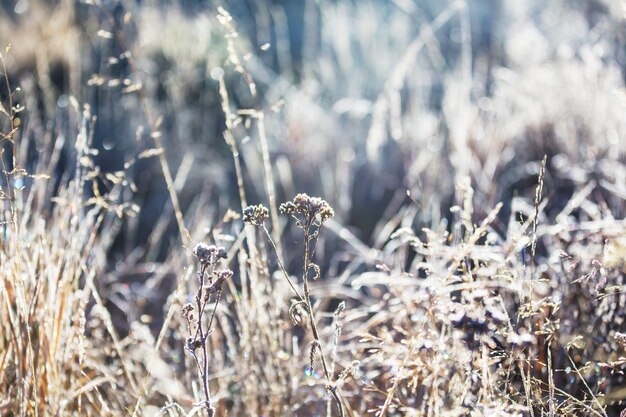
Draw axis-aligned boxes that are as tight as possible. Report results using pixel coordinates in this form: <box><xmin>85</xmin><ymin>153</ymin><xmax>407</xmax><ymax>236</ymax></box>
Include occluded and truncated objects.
<box><xmin>0</xmin><ymin>0</ymin><xmax>625</xmax><ymax>415</ymax></box>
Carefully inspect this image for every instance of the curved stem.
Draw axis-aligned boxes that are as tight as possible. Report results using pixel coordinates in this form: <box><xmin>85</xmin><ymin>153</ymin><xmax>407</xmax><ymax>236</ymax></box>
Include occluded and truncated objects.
<box><xmin>261</xmin><ymin>224</ymin><xmax>304</xmax><ymax>302</ymax></box>
<box><xmin>301</xmin><ymin>219</ymin><xmax>344</xmax><ymax>417</ymax></box>
<box><xmin>260</xmin><ymin>217</ymin><xmax>344</xmax><ymax>416</ymax></box>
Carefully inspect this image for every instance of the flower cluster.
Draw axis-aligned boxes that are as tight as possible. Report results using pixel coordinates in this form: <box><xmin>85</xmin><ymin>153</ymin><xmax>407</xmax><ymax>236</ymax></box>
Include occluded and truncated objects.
<box><xmin>183</xmin><ymin>233</ymin><xmax>239</xmax><ymax>410</ymax></box>
<box><xmin>182</xmin><ymin>303</ymin><xmax>194</xmax><ymax>321</ymax></box>
<box><xmin>193</xmin><ymin>243</ymin><xmax>228</xmax><ymax>265</ymax></box>
<box><xmin>242</xmin><ymin>204</ymin><xmax>269</xmax><ymax>226</ymax></box>
<box><xmin>186</xmin><ymin>336</ymin><xmax>202</xmax><ymax>351</ymax></box>
<box><xmin>279</xmin><ymin>193</ymin><xmax>334</xmax><ymax>223</ymax></box>
<box><xmin>205</xmin><ymin>268</ymin><xmax>234</xmax><ymax>297</ymax></box>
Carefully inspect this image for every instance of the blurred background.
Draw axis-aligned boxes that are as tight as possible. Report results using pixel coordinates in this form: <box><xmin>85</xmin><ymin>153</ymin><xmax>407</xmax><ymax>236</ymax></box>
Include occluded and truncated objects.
<box><xmin>1</xmin><ymin>0</ymin><xmax>624</xmax><ymax>263</ymax></box>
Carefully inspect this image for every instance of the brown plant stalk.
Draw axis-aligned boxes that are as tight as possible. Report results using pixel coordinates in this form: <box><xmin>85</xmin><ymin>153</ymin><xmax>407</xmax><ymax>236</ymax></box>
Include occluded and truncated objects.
<box><xmin>183</xmin><ymin>243</ymin><xmax>232</xmax><ymax>416</ymax></box>
<box><xmin>243</xmin><ymin>195</ymin><xmax>345</xmax><ymax>417</ymax></box>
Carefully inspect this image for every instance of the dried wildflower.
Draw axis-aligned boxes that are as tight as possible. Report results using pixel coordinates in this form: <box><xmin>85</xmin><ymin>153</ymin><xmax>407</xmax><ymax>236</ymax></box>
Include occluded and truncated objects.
<box><xmin>182</xmin><ymin>303</ymin><xmax>194</xmax><ymax>320</ymax></box>
<box><xmin>280</xmin><ymin>193</ymin><xmax>334</xmax><ymax>224</ymax></box>
<box><xmin>193</xmin><ymin>242</ymin><xmax>228</xmax><ymax>266</ymax></box>
<box><xmin>186</xmin><ymin>242</ymin><xmax>232</xmax><ymax>415</ymax></box>
<box><xmin>214</xmin><ymin>268</ymin><xmax>234</xmax><ymax>282</ymax></box>
<box><xmin>206</xmin><ymin>268</ymin><xmax>233</xmax><ymax>294</ymax></box>
<box><xmin>279</xmin><ymin>201</ymin><xmax>297</xmax><ymax>216</ymax></box>
<box><xmin>242</xmin><ymin>204</ymin><xmax>269</xmax><ymax>226</ymax></box>
<box><xmin>267</xmin><ymin>193</ymin><xmax>343</xmax><ymax>415</ymax></box>
<box><xmin>186</xmin><ymin>337</ymin><xmax>202</xmax><ymax>351</ymax></box>
<box><xmin>193</xmin><ymin>242</ymin><xmax>212</xmax><ymax>263</ymax></box>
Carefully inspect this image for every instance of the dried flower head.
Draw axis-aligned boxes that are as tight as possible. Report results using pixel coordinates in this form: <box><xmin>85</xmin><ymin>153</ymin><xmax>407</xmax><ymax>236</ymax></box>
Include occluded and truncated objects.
<box><xmin>280</xmin><ymin>193</ymin><xmax>334</xmax><ymax>223</ymax></box>
<box><xmin>186</xmin><ymin>336</ymin><xmax>202</xmax><ymax>351</ymax></box>
<box><xmin>206</xmin><ymin>268</ymin><xmax>234</xmax><ymax>294</ymax></box>
<box><xmin>182</xmin><ymin>303</ymin><xmax>194</xmax><ymax>321</ymax></box>
<box><xmin>243</xmin><ymin>204</ymin><xmax>269</xmax><ymax>226</ymax></box>
<box><xmin>193</xmin><ymin>243</ymin><xmax>228</xmax><ymax>265</ymax></box>
<box><xmin>214</xmin><ymin>268</ymin><xmax>234</xmax><ymax>282</ymax></box>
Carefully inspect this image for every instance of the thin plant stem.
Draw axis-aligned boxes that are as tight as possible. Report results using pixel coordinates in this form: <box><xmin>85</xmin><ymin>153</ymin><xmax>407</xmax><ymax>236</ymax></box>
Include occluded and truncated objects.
<box><xmin>259</xmin><ymin>213</ymin><xmax>344</xmax><ymax>416</ymax></box>
<box><xmin>261</xmin><ymin>224</ymin><xmax>304</xmax><ymax>301</ymax></box>
<box><xmin>195</xmin><ymin>265</ymin><xmax>213</xmax><ymax>415</ymax></box>
<box><xmin>302</xmin><ymin>220</ymin><xmax>335</xmax><ymax>385</ymax></box>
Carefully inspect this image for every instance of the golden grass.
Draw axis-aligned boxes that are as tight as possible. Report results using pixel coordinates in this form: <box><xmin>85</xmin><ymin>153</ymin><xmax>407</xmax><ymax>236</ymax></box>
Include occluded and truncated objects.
<box><xmin>1</xmin><ymin>1</ymin><xmax>626</xmax><ymax>416</ymax></box>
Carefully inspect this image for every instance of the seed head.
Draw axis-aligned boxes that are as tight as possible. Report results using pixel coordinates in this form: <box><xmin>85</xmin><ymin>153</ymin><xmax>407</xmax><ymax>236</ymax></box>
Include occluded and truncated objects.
<box><xmin>182</xmin><ymin>303</ymin><xmax>194</xmax><ymax>321</ymax></box>
<box><xmin>193</xmin><ymin>242</ymin><xmax>228</xmax><ymax>265</ymax></box>
<box><xmin>280</xmin><ymin>193</ymin><xmax>334</xmax><ymax>223</ymax></box>
<box><xmin>279</xmin><ymin>201</ymin><xmax>297</xmax><ymax>216</ymax></box>
<box><xmin>216</xmin><ymin>246</ymin><xmax>228</xmax><ymax>259</ymax></box>
<box><xmin>215</xmin><ymin>268</ymin><xmax>234</xmax><ymax>282</ymax></box>
<box><xmin>186</xmin><ymin>337</ymin><xmax>202</xmax><ymax>351</ymax></box>
<box><xmin>206</xmin><ymin>268</ymin><xmax>234</xmax><ymax>294</ymax></box>
<box><xmin>243</xmin><ymin>204</ymin><xmax>269</xmax><ymax>226</ymax></box>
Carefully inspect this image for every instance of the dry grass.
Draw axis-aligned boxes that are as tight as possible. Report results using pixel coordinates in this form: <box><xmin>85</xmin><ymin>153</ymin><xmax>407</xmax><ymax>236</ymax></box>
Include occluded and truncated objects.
<box><xmin>1</xmin><ymin>0</ymin><xmax>626</xmax><ymax>416</ymax></box>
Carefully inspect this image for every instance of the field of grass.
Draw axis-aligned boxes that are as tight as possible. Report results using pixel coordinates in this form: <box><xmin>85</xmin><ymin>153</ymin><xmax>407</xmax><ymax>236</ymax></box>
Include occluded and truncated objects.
<box><xmin>1</xmin><ymin>0</ymin><xmax>626</xmax><ymax>416</ymax></box>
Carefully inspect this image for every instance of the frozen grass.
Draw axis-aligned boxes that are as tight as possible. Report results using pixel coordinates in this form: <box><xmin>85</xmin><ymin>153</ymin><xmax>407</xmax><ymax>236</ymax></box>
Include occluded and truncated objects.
<box><xmin>1</xmin><ymin>0</ymin><xmax>626</xmax><ymax>416</ymax></box>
